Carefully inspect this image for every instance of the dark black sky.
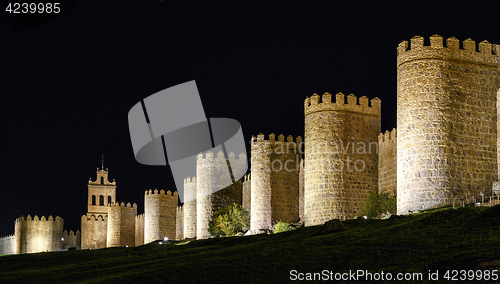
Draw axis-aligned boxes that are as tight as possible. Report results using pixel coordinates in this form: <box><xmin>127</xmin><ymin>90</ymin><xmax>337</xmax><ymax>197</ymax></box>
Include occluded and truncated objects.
<box><xmin>0</xmin><ymin>1</ymin><xmax>498</xmax><ymax>236</ymax></box>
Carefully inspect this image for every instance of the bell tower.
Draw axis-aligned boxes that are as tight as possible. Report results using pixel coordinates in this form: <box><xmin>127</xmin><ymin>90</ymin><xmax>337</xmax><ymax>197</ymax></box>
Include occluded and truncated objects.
<box><xmin>87</xmin><ymin>155</ymin><xmax>116</xmax><ymax>214</ymax></box>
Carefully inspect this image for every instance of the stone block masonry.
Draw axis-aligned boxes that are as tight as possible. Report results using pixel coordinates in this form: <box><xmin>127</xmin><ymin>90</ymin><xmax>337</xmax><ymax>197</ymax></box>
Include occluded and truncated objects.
<box><xmin>242</xmin><ymin>174</ymin><xmax>251</xmax><ymax>213</ymax></box>
<box><xmin>0</xmin><ymin>235</ymin><xmax>15</xmax><ymax>255</ymax></box>
<box><xmin>493</xmin><ymin>89</ymin><xmax>500</xmax><ymax>194</ymax></box>
<box><xmin>397</xmin><ymin>35</ymin><xmax>500</xmax><ymax>214</ymax></box>
<box><xmin>144</xmin><ymin>189</ymin><xmax>178</xmax><ymax>243</ymax></box>
<box><xmin>107</xmin><ymin>202</ymin><xmax>137</xmax><ymax>247</ymax></box>
<box><xmin>196</xmin><ymin>151</ymin><xmax>247</xmax><ymax>239</ymax></box>
<box><xmin>299</xmin><ymin>158</ymin><xmax>304</xmax><ymax>222</ymax></box>
<box><xmin>176</xmin><ymin>205</ymin><xmax>183</xmax><ymax>240</ymax></box>
<box><xmin>304</xmin><ymin>92</ymin><xmax>381</xmax><ymax>225</ymax></box>
<box><xmin>81</xmin><ymin>213</ymin><xmax>107</xmax><ymax>250</ymax></box>
<box><xmin>135</xmin><ymin>214</ymin><xmax>144</xmax><ymax>246</ymax></box>
<box><xmin>3</xmin><ymin>34</ymin><xmax>500</xmax><ymax>253</ymax></box>
<box><xmin>378</xmin><ymin>128</ymin><xmax>397</xmax><ymax>197</ymax></box>
<box><xmin>14</xmin><ymin>215</ymin><xmax>64</xmax><ymax>254</ymax></box>
<box><xmin>62</xmin><ymin>230</ymin><xmax>81</xmax><ymax>250</ymax></box>
<box><xmin>183</xmin><ymin>177</ymin><xmax>197</xmax><ymax>239</ymax></box>
<box><xmin>250</xmin><ymin>134</ymin><xmax>301</xmax><ymax>233</ymax></box>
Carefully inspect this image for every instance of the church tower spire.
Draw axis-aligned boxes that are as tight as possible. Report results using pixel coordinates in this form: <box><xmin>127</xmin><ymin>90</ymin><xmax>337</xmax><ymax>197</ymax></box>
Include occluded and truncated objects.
<box><xmin>86</xmin><ymin>156</ymin><xmax>116</xmax><ymax>214</ymax></box>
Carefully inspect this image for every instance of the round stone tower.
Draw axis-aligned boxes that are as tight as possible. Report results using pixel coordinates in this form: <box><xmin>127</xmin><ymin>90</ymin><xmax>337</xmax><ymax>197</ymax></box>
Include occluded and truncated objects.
<box><xmin>304</xmin><ymin>92</ymin><xmax>381</xmax><ymax>225</ymax></box>
<box><xmin>196</xmin><ymin>151</ymin><xmax>247</xmax><ymax>239</ymax></box>
<box><xmin>250</xmin><ymin>133</ymin><xmax>301</xmax><ymax>233</ymax></box>
<box><xmin>397</xmin><ymin>35</ymin><xmax>500</xmax><ymax>214</ymax></box>
<box><xmin>15</xmin><ymin>215</ymin><xmax>64</xmax><ymax>253</ymax></box>
<box><xmin>144</xmin><ymin>189</ymin><xmax>178</xmax><ymax>243</ymax></box>
<box><xmin>183</xmin><ymin>177</ymin><xmax>197</xmax><ymax>239</ymax></box>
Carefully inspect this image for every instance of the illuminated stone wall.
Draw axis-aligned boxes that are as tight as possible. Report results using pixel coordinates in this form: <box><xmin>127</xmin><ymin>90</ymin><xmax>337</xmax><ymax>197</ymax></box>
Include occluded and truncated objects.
<box><xmin>397</xmin><ymin>35</ymin><xmax>500</xmax><ymax>214</ymax></box>
<box><xmin>196</xmin><ymin>151</ymin><xmax>246</xmax><ymax>239</ymax></box>
<box><xmin>298</xmin><ymin>158</ymin><xmax>304</xmax><ymax>222</ymax></box>
<box><xmin>378</xmin><ymin>128</ymin><xmax>397</xmax><ymax>197</ymax></box>
<box><xmin>135</xmin><ymin>214</ymin><xmax>144</xmax><ymax>246</ymax></box>
<box><xmin>144</xmin><ymin>189</ymin><xmax>178</xmax><ymax>243</ymax></box>
<box><xmin>176</xmin><ymin>205</ymin><xmax>183</xmax><ymax>240</ymax></box>
<box><xmin>81</xmin><ymin>213</ymin><xmax>107</xmax><ymax>250</ymax></box>
<box><xmin>107</xmin><ymin>202</ymin><xmax>137</xmax><ymax>247</ymax></box>
<box><xmin>242</xmin><ymin>173</ymin><xmax>251</xmax><ymax>212</ymax></box>
<box><xmin>14</xmin><ymin>215</ymin><xmax>64</xmax><ymax>253</ymax></box>
<box><xmin>0</xmin><ymin>235</ymin><xmax>15</xmax><ymax>255</ymax></box>
<box><xmin>183</xmin><ymin>177</ymin><xmax>197</xmax><ymax>239</ymax></box>
<box><xmin>250</xmin><ymin>134</ymin><xmax>301</xmax><ymax>233</ymax></box>
<box><xmin>304</xmin><ymin>93</ymin><xmax>381</xmax><ymax>225</ymax></box>
<box><xmin>494</xmin><ymin>90</ymin><xmax>500</xmax><ymax>194</ymax></box>
<box><xmin>62</xmin><ymin>230</ymin><xmax>81</xmax><ymax>250</ymax></box>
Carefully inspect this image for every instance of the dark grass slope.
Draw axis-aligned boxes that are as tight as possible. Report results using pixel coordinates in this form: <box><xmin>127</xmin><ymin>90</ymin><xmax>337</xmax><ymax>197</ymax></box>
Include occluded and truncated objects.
<box><xmin>1</xmin><ymin>206</ymin><xmax>500</xmax><ymax>283</ymax></box>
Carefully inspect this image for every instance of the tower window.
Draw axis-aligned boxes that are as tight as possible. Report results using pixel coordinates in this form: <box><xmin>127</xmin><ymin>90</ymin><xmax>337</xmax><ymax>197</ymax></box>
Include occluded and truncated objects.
<box><xmin>108</xmin><ymin>196</ymin><xmax>111</xmax><ymax>205</ymax></box>
<box><xmin>99</xmin><ymin>195</ymin><xmax>104</xmax><ymax>205</ymax></box>
<box><xmin>101</xmin><ymin>176</ymin><xmax>104</xmax><ymax>184</ymax></box>
<box><xmin>92</xmin><ymin>195</ymin><xmax>96</xmax><ymax>205</ymax></box>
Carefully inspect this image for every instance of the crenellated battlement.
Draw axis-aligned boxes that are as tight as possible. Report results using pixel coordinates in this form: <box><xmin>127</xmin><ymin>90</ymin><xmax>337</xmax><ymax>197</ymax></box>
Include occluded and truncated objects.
<box><xmin>108</xmin><ymin>202</ymin><xmax>137</xmax><ymax>208</ymax></box>
<box><xmin>177</xmin><ymin>205</ymin><xmax>183</xmax><ymax>212</ymax></box>
<box><xmin>145</xmin><ymin>189</ymin><xmax>178</xmax><ymax>197</ymax></box>
<box><xmin>304</xmin><ymin>92</ymin><xmax>381</xmax><ymax>116</ymax></box>
<box><xmin>0</xmin><ymin>235</ymin><xmax>15</xmax><ymax>241</ymax></box>
<box><xmin>63</xmin><ymin>230</ymin><xmax>80</xmax><ymax>237</ymax></box>
<box><xmin>184</xmin><ymin>176</ymin><xmax>197</xmax><ymax>183</ymax></box>
<box><xmin>82</xmin><ymin>214</ymin><xmax>107</xmax><ymax>222</ymax></box>
<box><xmin>251</xmin><ymin>133</ymin><xmax>303</xmax><ymax>144</ymax></box>
<box><xmin>397</xmin><ymin>34</ymin><xmax>500</xmax><ymax>67</ymax></box>
<box><xmin>378</xmin><ymin>128</ymin><xmax>397</xmax><ymax>143</ymax></box>
<box><xmin>196</xmin><ymin>151</ymin><xmax>247</xmax><ymax>161</ymax></box>
<box><xmin>16</xmin><ymin>215</ymin><xmax>63</xmax><ymax>223</ymax></box>
<box><xmin>244</xmin><ymin>173</ymin><xmax>251</xmax><ymax>182</ymax></box>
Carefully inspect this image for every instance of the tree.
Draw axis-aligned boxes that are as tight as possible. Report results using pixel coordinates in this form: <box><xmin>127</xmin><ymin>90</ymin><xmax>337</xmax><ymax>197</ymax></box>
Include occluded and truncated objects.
<box><xmin>209</xmin><ymin>203</ymin><xmax>250</xmax><ymax>237</ymax></box>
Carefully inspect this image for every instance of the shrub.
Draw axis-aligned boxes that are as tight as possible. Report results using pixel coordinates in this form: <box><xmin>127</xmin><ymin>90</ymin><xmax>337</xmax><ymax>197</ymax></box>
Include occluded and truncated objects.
<box><xmin>209</xmin><ymin>203</ymin><xmax>249</xmax><ymax>237</ymax></box>
<box><xmin>273</xmin><ymin>221</ymin><xmax>291</xmax><ymax>234</ymax></box>
<box><xmin>379</xmin><ymin>192</ymin><xmax>397</xmax><ymax>217</ymax></box>
<box><xmin>359</xmin><ymin>187</ymin><xmax>396</xmax><ymax>219</ymax></box>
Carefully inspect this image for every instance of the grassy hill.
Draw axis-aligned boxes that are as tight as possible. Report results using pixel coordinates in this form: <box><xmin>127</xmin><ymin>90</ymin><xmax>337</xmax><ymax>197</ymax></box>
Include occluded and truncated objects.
<box><xmin>1</xmin><ymin>205</ymin><xmax>500</xmax><ymax>283</ymax></box>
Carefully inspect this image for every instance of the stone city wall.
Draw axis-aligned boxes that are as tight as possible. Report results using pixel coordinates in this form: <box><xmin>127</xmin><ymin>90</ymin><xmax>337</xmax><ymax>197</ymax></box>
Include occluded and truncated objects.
<box><xmin>183</xmin><ymin>177</ymin><xmax>197</xmax><ymax>239</ymax></box>
<box><xmin>196</xmin><ymin>151</ymin><xmax>246</xmax><ymax>239</ymax></box>
<box><xmin>176</xmin><ymin>205</ymin><xmax>183</xmax><ymax>240</ymax></box>
<box><xmin>144</xmin><ymin>189</ymin><xmax>178</xmax><ymax>243</ymax></box>
<box><xmin>15</xmin><ymin>215</ymin><xmax>64</xmax><ymax>253</ymax></box>
<box><xmin>378</xmin><ymin>128</ymin><xmax>397</xmax><ymax>197</ymax></box>
<box><xmin>107</xmin><ymin>202</ymin><xmax>137</xmax><ymax>247</ymax></box>
<box><xmin>250</xmin><ymin>134</ymin><xmax>301</xmax><ymax>233</ymax></box>
<box><xmin>81</xmin><ymin>213</ymin><xmax>107</xmax><ymax>250</ymax></box>
<box><xmin>397</xmin><ymin>35</ymin><xmax>500</xmax><ymax>214</ymax></box>
<box><xmin>304</xmin><ymin>92</ymin><xmax>381</xmax><ymax>225</ymax></box>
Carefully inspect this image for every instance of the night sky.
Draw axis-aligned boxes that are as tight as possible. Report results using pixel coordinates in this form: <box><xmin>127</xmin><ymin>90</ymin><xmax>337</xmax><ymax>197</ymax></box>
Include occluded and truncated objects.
<box><xmin>0</xmin><ymin>1</ymin><xmax>499</xmax><ymax>236</ymax></box>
